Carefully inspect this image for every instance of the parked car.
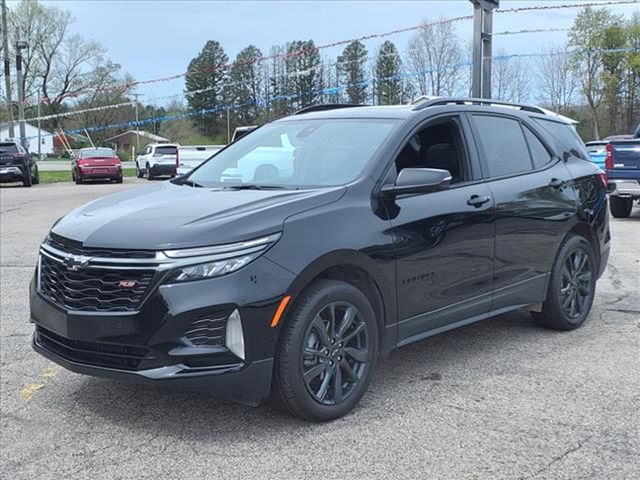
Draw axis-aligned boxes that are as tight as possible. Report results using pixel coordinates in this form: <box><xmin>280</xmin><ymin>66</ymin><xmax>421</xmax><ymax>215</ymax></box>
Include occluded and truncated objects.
<box><xmin>72</xmin><ymin>147</ymin><xmax>122</xmax><ymax>184</ymax></box>
<box><xmin>0</xmin><ymin>140</ymin><xmax>39</xmax><ymax>187</ymax></box>
<box><xmin>231</xmin><ymin>125</ymin><xmax>257</xmax><ymax>142</ymax></box>
<box><xmin>30</xmin><ymin>99</ymin><xmax>610</xmax><ymax>421</ymax></box>
<box><xmin>605</xmin><ymin>128</ymin><xmax>640</xmax><ymax>218</ymax></box>
<box><xmin>135</xmin><ymin>143</ymin><xmax>178</xmax><ymax>180</ymax></box>
<box><xmin>176</xmin><ymin>145</ymin><xmax>224</xmax><ymax>176</ymax></box>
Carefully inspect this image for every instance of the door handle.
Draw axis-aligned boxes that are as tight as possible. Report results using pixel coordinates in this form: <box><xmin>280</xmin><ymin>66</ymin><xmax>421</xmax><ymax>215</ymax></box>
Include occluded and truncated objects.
<box><xmin>467</xmin><ymin>194</ymin><xmax>491</xmax><ymax>207</ymax></box>
<box><xmin>548</xmin><ymin>178</ymin><xmax>565</xmax><ymax>188</ymax></box>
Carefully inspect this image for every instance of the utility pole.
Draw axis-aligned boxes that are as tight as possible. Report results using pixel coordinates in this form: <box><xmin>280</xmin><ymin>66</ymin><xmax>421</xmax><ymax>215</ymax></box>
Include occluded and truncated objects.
<box><xmin>15</xmin><ymin>29</ymin><xmax>27</xmax><ymax>148</ymax></box>
<box><xmin>470</xmin><ymin>0</ymin><xmax>499</xmax><ymax>99</ymax></box>
<box><xmin>1</xmin><ymin>0</ymin><xmax>15</xmax><ymax>139</ymax></box>
<box><xmin>37</xmin><ymin>98</ymin><xmax>41</xmax><ymax>159</ymax></box>
<box><xmin>132</xmin><ymin>92</ymin><xmax>143</xmax><ymax>154</ymax></box>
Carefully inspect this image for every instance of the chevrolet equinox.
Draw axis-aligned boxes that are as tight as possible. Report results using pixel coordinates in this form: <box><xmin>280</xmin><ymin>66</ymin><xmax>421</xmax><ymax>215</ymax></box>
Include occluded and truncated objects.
<box><xmin>30</xmin><ymin>99</ymin><xmax>610</xmax><ymax>421</ymax></box>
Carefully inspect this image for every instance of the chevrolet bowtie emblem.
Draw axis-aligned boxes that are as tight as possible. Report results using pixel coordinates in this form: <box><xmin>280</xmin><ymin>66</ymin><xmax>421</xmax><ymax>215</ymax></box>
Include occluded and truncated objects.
<box><xmin>64</xmin><ymin>254</ymin><xmax>92</xmax><ymax>271</ymax></box>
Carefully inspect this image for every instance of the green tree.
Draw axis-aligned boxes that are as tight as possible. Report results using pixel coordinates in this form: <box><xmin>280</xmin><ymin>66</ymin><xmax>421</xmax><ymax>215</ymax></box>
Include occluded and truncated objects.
<box><xmin>285</xmin><ymin>40</ymin><xmax>321</xmax><ymax>111</ymax></box>
<box><xmin>337</xmin><ymin>40</ymin><xmax>368</xmax><ymax>104</ymax></box>
<box><xmin>185</xmin><ymin>40</ymin><xmax>229</xmax><ymax>137</ymax></box>
<box><xmin>569</xmin><ymin>7</ymin><xmax>623</xmax><ymax>138</ymax></box>
<box><xmin>228</xmin><ymin>45</ymin><xmax>264</xmax><ymax>126</ymax></box>
<box><xmin>375</xmin><ymin>41</ymin><xmax>403</xmax><ymax>105</ymax></box>
<box><xmin>623</xmin><ymin>13</ymin><xmax>640</xmax><ymax>132</ymax></box>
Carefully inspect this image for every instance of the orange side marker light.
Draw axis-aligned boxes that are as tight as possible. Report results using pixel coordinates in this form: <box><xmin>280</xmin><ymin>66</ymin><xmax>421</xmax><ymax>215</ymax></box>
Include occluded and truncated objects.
<box><xmin>270</xmin><ymin>295</ymin><xmax>292</xmax><ymax>327</ymax></box>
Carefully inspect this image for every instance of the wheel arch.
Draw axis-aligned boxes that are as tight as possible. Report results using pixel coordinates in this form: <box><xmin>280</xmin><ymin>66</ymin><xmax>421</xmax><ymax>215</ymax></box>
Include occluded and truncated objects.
<box><xmin>281</xmin><ymin>250</ymin><xmax>396</xmax><ymax>355</ymax></box>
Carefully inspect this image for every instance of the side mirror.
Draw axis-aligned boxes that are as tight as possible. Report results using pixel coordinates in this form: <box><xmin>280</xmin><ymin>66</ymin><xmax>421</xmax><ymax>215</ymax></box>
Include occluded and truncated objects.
<box><xmin>381</xmin><ymin>168</ymin><xmax>451</xmax><ymax>197</ymax></box>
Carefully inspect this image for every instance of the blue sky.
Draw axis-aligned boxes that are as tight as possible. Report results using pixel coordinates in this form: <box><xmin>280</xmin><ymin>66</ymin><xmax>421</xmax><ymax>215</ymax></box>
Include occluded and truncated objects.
<box><xmin>39</xmin><ymin>0</ymin><xmax>639</xmax><ymax>105</ymax></box>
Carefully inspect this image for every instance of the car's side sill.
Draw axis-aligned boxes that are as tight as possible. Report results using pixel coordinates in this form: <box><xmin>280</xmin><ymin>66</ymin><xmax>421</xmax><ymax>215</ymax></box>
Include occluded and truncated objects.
<box><xmin>396</xmin><ymin>303</ymin><xmax>531</xmax><ymax>348</ymax></box>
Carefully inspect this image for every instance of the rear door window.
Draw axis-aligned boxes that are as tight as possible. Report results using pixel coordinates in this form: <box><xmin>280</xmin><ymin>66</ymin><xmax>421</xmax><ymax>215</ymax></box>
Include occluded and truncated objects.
<box><xmin>154</xmin><ymin>146</ymin><xmax>177</xmax><ymax>156</ymax></box>
<box><xmin>471</xmin><ymin>115</ymin><xmax>532</xmax><ymax>178</ymax></box>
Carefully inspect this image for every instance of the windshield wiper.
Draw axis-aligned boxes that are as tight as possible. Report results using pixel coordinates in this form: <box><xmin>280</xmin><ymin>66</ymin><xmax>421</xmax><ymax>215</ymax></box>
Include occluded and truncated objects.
<box><xmin>224</xmin><ymin>184</ymin><xmax>287</xmax><ymax>190</ymax></box>
<box><xmin>181</xmin><ymin>178</ymin><xmax>204</xmax><ymax>188</ymax></box>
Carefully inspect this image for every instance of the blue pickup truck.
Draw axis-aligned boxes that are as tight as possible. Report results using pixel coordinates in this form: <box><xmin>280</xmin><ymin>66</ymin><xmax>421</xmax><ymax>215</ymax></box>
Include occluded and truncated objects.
<box><xmin>606</xmin><ymin>124</ymin><xmax>640</xmax><ymax>218</ymax></box>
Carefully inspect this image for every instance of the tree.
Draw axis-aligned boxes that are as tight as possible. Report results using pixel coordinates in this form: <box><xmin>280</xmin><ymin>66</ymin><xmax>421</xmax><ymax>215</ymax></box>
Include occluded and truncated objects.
<box><xmin>375</xmin><ymin>41</ymin><xmax>403</xmax><ymax>105</ymax></box>
<box><xmin>185</xmin><ymin>40</ymin><xmax>229</xmax><ymax>137</ymax></box>
<box><xmin>535</xmin><ymin>44</ymin><xmax>577</xmax><ymax>113</ymax></box>
<box><xmin>623</xmin><ymin>13</ymin><xmax>640</xmax><ymax>132</ymax></box>
<box><xmin>285</xmin><ymin>40</ymin><xmax>321</xmax><ymax>111</ymax></box>
<box><xmin>492</xmin><ymin>49</ymin><xmax>531</xmax><ymax>103</ymax></box>
<box><xmin>569</xmin><ymin>6</ymin><xmax>623</xmax><ymax>139</ymax></box>
<box><xmin>228</xmin><ymin>45</ymin><xmax>264</xmax><ymax>126</ymax></box>
<box><xmin>407</xmin><ymin>18</ymin><xmax>463</xmax><ymax>97</ymax></box>
<box><xmin>2</xmin><ymin>0</ymin><xmax>126</xmax><ymax>128</ymax></box>
<box><xmin>601</xmin><ymin>23</ymin><xmax>628</xmax><ymax>134</ymax></box>
<box><xmin>337</xmin><ymin>40</ymin><xmax>368</xmax><ymax>104</ymax></box>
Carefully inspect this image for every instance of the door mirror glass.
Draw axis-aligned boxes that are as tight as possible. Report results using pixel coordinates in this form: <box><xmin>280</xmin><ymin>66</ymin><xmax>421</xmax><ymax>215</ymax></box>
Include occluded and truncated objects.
<box><xmin>382</xmin><ymin>168</ymin><xmax>452</xmax><ymax>197</ymax></box>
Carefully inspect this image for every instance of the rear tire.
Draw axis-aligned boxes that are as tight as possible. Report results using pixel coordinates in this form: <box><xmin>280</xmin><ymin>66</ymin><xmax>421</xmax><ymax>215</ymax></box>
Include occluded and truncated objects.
<box><xmin>609</xmin><ymin>196</ymin><xmax>633</xmax><ymax>218</ymax></box>
<box><xmin>75</xmin><ymin>172</ymin><xmax>82</xmax><ymax>184</ymax></box>
<box><xmin>145</xmin><ymin>163</ymin><xmax>154</xmax><ymax>181</ymax></box>
<box><xmin>532</xmin><ymin>235</ymin><xmax>597</xmax><ymax>331</ymax></box>
<box><xmin>22</xmin><ymin>167</ymin><xmax>32</xmax><ymax>187</ymax></box>
<box><xmin>272</xmin><ymin>279</ymin><xmax>378</xmax><ymax>422</ymax></box>
<box><xmin>115</xmin><ymin>175</ymin><xmax>123</xmax><ymax>184</ymax></box>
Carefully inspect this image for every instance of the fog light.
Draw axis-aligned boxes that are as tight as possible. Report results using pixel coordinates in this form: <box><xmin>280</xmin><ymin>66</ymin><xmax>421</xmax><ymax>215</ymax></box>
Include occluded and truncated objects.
<box><xmin>225</xmin><ymin>309</ymin><xmax>245</xmax><ymax>360</ymax></box>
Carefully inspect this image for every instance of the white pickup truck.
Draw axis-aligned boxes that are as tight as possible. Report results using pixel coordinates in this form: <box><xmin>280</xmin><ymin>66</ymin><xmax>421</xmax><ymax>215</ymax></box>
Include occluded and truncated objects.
<box><xmin>176</xmin><ymin>145</ymin><xmax>225</xmax><ymax>176</ymax></box>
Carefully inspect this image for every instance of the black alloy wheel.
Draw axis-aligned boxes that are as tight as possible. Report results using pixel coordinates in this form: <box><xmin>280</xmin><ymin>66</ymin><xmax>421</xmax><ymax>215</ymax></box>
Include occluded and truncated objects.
<box><xmin>301</xmin><ymin>301</ymin><xmax>369</xmax><ymax>406</ymax></box>
<box><xmin>559</xmin><ymin>248</ymin><xmax>593</xmax><ymax>319</ymax></box>
<box><xmin>532</xmin><ymin>235</ymin><xmax>597</xmax><ymax>330</ymax></box>
<box><xmin>273</xmin><ymin>279</ymin><xmax>378</xmax><ymax>421</ymax></box>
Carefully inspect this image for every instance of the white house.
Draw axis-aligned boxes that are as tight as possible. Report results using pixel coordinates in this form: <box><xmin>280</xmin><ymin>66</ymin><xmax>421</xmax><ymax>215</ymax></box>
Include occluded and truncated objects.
<box><xmin>0</xmin><ymin>122</ymin><xmax>54</xmax><ymax>155</ymax></box>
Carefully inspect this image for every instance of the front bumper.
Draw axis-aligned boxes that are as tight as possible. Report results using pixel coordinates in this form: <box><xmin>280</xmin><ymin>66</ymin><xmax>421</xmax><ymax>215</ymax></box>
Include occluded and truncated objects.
<box><xmin>29</xmin><ymin>255</ymin><xmax>296</xmax><ymax>404</ymax></box>
<box><xmin>608</xmin><ymin>179</ymin><xmax>640</xmax><ymax>198</ymax></box>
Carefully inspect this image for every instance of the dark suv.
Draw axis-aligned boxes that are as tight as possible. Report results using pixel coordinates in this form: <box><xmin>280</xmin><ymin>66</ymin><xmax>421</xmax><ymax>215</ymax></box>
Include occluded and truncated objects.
<box><xmin>0</xmin><ymin>141</ymin><xmax>40</xmax><ymax>187</ymax></box>
<box><xmin>30</xmin><ymin>99</ymin><xmax>610</xmax><ymax>421</ymax></box>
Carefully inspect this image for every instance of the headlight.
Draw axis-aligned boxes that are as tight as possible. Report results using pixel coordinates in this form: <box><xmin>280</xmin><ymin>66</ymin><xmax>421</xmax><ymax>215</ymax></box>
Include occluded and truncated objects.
<box><xmin>162</xmin><ymin>233</ymin><xmax>281</xmax><ymax>283</ymax></box>
<box><xmin>166</xmin><ymin>252</ymin><xmax>261</xmax><ymax>282</ymax></box>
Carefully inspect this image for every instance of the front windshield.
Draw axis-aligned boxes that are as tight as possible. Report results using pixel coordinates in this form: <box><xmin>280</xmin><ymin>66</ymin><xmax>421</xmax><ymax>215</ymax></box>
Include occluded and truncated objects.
<box><xmin>187</xmin><ymin>118</ymin><xmax>399</xmax><ymax>188</ymax></box>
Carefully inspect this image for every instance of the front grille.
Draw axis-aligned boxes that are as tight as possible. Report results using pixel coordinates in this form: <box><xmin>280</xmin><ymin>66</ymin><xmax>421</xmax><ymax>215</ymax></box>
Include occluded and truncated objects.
<box><xmin>36</xmin><ymin>326</ymin><xmax>152</xmax><ymax>370</ymax></box>
<box><xmin>48</xmin><ymin>233</ymin><xmax>156</xmax><ymax>259</ymax></box>
<box><xmin>184</xmin><ymin>314</ymin><xmax>227</xmax><ymax>347</ymax></box>
<box><xmin>39</xmin><ymin>255</ymin><xmax>154</xmax><ymax>312</ymax></box>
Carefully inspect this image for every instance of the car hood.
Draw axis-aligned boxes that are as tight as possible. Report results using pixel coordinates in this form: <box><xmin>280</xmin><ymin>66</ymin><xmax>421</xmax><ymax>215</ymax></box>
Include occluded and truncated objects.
<box><xmin>52</xmin><ymin>181</ymin><xmax>346</xmax><ymax>250</ymax></box>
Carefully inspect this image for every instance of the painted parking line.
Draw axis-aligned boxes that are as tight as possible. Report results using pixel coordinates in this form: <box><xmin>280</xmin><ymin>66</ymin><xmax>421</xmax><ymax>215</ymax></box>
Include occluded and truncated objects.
<box><xmin>20</xmin><ymin>363</ymin><xmax>62</xmax><ymax>400</ymax></box>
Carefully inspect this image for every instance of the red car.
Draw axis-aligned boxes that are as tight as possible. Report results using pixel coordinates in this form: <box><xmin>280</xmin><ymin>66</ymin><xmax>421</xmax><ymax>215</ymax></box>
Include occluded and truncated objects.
<box><xmin>72</xmin><ymin>147</ymin><xmax>122</xmax><ymax>184</ymax></box>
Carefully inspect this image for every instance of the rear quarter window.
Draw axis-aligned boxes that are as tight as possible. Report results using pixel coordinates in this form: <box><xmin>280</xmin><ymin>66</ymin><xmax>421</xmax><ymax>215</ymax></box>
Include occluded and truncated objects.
<box><xmin>532</xmin><ymin>118</ymin><xmax>589</xmax><ymax>161</ymax></box>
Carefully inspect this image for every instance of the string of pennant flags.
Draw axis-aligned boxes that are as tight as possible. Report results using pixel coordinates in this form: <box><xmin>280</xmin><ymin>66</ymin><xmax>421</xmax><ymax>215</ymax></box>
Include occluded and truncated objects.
<box><xmin>5</xmin><ymin>0</ymin><xmax>638</xmax><ymax>109</ymax></box>
<box><xmin>21</xmin><ymin>46</ymin><xmax>639</xmax><ymax>142</ymax></box>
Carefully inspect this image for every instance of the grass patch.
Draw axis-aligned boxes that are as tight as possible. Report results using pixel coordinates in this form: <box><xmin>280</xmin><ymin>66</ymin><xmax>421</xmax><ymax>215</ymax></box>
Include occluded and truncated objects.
<box><xmin>39</xmin><ymin>168</ymin><xmax>136</xmax><ymax>184</ymax></box>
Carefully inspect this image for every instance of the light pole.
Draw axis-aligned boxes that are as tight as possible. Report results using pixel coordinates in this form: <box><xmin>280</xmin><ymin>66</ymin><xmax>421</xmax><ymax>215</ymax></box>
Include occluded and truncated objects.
<box><xmin>470</xmin><ymin>0</ymin><xmax>499</xmax><ymax>99</ymax></box>
<box><xmin>1</xmin><ymin>0</ymin><xmax>15</xmax><ymax>139</ymax></box>
<box><xmin>15</xmin><ymin>34</ymin><xmax>28</xmax><ymax>148</ymax></box>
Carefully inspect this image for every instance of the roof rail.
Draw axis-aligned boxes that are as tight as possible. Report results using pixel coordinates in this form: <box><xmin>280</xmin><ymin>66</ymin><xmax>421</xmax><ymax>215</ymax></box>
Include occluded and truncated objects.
<box><xmin>411</xmin><ymin>97</ymin><xmax>546</xmax><ymax>115</ymax></box>
<box><xmin>294</xmin><ymin>103</ymin><xmax>367</xmax><ymax>115</ymax></box>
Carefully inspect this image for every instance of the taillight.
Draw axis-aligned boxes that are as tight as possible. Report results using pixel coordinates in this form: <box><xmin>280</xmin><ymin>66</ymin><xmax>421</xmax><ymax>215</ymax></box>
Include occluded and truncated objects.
<box><xmin>605</xmin><ymin>143</ymin><xmax>613</xmax><ymax>171</ymax></box>
<box><xmin>176</xmin><ymin>149</ymin><xmax>180</xmax><ymax>170</ymax></box>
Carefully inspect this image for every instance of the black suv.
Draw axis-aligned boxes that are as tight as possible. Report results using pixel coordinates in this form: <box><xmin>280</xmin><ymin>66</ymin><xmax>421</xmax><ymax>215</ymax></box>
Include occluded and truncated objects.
<box><xmin>0</xmin><ymin>141</ymin><xmax>40</xmax><ymax>187</ymax></box>
<box><xmin>30</xmin><ymin>99</ymin><xmax>610</xmax><ymax>421</ymax></box>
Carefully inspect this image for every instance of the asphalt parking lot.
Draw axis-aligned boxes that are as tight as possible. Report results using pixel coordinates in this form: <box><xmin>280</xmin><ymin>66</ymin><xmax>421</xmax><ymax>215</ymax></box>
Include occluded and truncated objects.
<box><xmin>1</xmin><ymin>180</ymin><xmax>638</xmax><ymax>480</ymax></box>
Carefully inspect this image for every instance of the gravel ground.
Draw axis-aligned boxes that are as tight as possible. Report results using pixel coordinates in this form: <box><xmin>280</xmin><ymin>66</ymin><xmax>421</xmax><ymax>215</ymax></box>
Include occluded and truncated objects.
<box><xmin>1</xmin><ymin>180</ymin><xmax>639</xmax><ymax>480</ymax></box>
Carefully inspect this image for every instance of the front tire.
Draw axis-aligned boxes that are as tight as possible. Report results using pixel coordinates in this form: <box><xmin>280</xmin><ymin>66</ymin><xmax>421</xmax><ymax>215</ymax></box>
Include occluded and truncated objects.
<box><xmin>32</xmin><ymin>164</ymin><xmax>40</xmax><ymax>185</ymax></box>
<box><xmin>532</xmin><ymin>235</ymin><xmax>597</xmax><ymax>331</ymax></box>
<box><xmin>609</xmin><ymin>196</ymin><xmax>633</xmax><ymax>218</ymax></box>
<box><xmin>272</xmin><ymin>279</ymin><xmax>378</xmax><ymax>422</ymax></box>
<box><xmin>136</xmin><ymin>162</ymin><xmax>144</xmax><ymax>178</ymax></box>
